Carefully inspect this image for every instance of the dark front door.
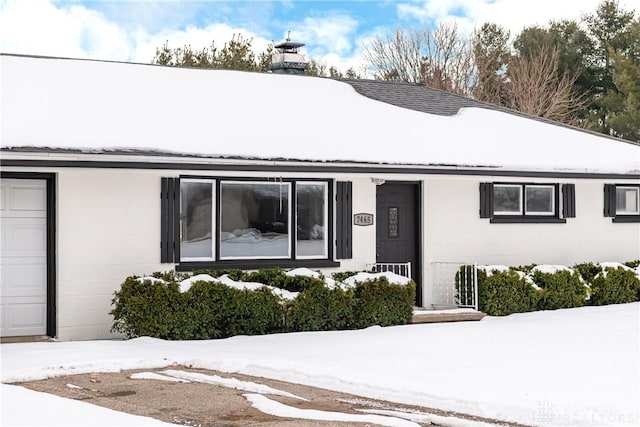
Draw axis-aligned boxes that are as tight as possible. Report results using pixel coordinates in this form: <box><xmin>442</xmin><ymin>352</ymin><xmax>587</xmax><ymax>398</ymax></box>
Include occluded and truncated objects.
<box><xmin>376</xmin><ymin>182</ymin><xmax>421</xmax><ymax>305</ymax></box>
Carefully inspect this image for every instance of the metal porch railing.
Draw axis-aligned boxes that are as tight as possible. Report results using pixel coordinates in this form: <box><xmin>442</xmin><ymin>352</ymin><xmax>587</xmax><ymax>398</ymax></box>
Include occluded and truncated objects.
<box><xmin>431</xmin><ymin>262</ymin><xmax>478</xmax><ymax>310</ymax></box>
<box><xmin>366</xmin><ymin>262</ymin><xmax>412</xmax><ymax>279</ymax></box>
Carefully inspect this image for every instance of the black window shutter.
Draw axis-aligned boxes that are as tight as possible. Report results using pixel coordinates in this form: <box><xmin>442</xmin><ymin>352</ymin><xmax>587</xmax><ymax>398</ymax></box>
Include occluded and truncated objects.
<box><xmin>336</xmin><ymin>181</ymin><xmax>352</xmax><ymax>259</ymax></box>
<box><xmin>562</xmin><ymin>184</ymin><xmax>576</xmax><ymax>218</ymax></box>
<box><xmin>603</xmin><ymin>184</ymin><xmax>616</xmax><ymax>217</ymax></box>
<box><xmin>161</xmin><ymin>177</ymin><xmax>180</xmax><ymax>263</ymax></box>
<box><xmin>479</xmin><ymin>183</ymin><xmax>493</xmax><ymax>218</ymax></box>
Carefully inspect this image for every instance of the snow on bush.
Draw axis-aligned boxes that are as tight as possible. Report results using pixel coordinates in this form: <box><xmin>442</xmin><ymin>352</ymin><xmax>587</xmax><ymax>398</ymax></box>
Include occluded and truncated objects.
<box><xmin>112</xmin><ymin>267</ymin><xmax>416</xmax><ymax>339</ymax></box>
<box><xmin>179</xmin><ymin>274</ymin><xmax>298</xmax><ymax>300</ymax></box>
<box><xmin>589</xmin><ymin>263</ymin><xmax>640</xmax><ymax>306</ymax></box>
<box><xmin>178</xmin><ymin>274</ymin><xmax>216</xmax><ymax>292</ymax></box>
<box><xmin>136</xmin><ymin>276</ymin><xmax>167</xmax><ymax>285</ymax></box>
<box><xmin>342</xmin><ymin>271</ymin><xmax>411</xmax><ymax>287</ymax></box>
<box><xmin>286</xmin><ymin>267</ymin><xmax>338</xmax><ymax>289</ymax></box>
<box><xmin>530</xmin><ymin>265</ymin><xmax>573</xmax><ymax>275</ymax></box>
<box><xmin>477</xmin><ymin>265</ymin><xmax>510</xmax><ymax>277</ymax></box>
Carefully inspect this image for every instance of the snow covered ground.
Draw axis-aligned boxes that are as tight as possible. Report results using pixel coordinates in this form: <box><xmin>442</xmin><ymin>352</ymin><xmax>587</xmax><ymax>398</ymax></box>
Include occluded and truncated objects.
<box><xmin>2</xmin><ymin>303</ymin><xmax>639</xmax><ymax>426</ymax></box>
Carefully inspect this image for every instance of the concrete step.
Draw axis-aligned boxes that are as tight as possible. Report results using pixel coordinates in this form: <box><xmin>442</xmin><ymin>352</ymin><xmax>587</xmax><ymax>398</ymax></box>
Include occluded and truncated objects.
<box><xmin>411</xmin><ymin>309</ymin><xmax>486</xmax><ymax>324</ymax></box>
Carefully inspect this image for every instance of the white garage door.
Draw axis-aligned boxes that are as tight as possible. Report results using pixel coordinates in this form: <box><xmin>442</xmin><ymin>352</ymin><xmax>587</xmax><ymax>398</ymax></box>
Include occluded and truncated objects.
<box><xmin>1</xmin><ymin>179</ymin><xmax>48</xmax><ymax>337</ymax></box>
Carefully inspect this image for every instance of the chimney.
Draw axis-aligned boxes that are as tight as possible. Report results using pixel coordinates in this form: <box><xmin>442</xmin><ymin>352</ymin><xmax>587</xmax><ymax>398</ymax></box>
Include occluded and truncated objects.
<box><xmin>269</xmin><ymin>33</ymin><xmax>307</xmax><ymax>75</ymax></box>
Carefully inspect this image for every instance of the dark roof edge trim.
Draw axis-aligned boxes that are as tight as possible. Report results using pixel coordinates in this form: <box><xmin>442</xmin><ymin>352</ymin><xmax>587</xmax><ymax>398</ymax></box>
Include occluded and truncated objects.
<box><xmin>1</xmin><ymin>159</ymin><xmax>638</xmax><ymax>180</ymax></box>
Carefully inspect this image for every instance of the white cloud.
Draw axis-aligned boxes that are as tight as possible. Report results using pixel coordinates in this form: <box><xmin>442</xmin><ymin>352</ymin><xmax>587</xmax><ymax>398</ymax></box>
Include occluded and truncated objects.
<box><xmin>396</xmin><ymin>0</ymin><xmax>638</xmax><ymax>36</ymax></box>
<box><xmin>290</xmin><ymin>14</ymin><xmax>359</xmax><ymax>57</ymax></box>
<box><xmin>0</xmin><ymin>0</ymin><xmax>273</xmax><ymax>64</ymax></box>
<box><xmin>0</xmin><ymin>0</ymin><xmax>131</xmax><ymax>59</ymax></box>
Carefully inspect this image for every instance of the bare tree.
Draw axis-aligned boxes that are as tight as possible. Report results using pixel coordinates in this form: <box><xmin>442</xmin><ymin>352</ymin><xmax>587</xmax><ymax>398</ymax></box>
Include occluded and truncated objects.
<box><xmin>363</xmin><ymin>22</ymin><xmax>475</xmax><ymax>96</ymax></box>
<box><xmin>363</xmin><ymin>28</ymin><xmax>424</xmax><ymax>83</ymax></box>
<box><xmin>506</xmin><ymin>47</ymin><xmax>586</xmax><ymax>124</ymax></box>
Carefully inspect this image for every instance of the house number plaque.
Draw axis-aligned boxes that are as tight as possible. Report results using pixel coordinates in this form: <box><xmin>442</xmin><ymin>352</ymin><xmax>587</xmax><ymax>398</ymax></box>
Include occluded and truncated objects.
<box><xmin>353</xmin><ymin>213</ymin><xmax>374</xmax><ymax>226</ymax></box>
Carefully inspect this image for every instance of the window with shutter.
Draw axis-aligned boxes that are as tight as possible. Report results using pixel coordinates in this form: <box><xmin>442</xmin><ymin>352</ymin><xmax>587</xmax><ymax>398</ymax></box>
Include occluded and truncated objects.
<box><xmin>479</xmin><ymin>182</ymin><xmax>571</xmax><ymax>224</ymax></box>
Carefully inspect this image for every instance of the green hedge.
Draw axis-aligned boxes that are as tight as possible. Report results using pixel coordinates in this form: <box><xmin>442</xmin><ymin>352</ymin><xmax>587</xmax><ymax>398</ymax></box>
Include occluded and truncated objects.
<box><xmin>110</xmin><ymin>276</ymin><xmax>183</xmax><ymax>339</ymax></box>
<box><xmin>590</xmin><ymin>267</ymin><xmax>640</xmax><ymax>306</ymax></box>
<box><xmin>111</xmin><ymin>270</ymin><xmax>415</xmax><ymax>340</ymax></box>
<box><xmin>573</xmin><ymin>262</ymin><xmax>601</xmax><ymax>284</ymax></box>
<box><xmin>477</xmin><ymin>269</ymin><xmax>539</xmax><ymax>316</ymax></box>
<box><xmin>353</xmin><ymin>277</ymin><xmax>415</xmax><ymax>328</ymax></box>
<box><xmin>286</xmin><ymin>283</ymin><xmax>355</xmax><ymax>331</ymax></box>
<box><xmin>473</xmin><ymin>261</ymin><xmax>639</xmax><ymax>316</ymax></box>
<box><xmin>530</xmin><ymin>269</ymin><xmax>588</xmax><ymax>310</ymax></box>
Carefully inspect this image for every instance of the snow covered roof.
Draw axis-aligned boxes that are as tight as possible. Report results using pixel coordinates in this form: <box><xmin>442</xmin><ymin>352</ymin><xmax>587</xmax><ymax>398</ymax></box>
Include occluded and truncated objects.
<box><xmin>1</xmin><ymin>54</ymin><xmax>639</xmax><ymax>175</ymax></box>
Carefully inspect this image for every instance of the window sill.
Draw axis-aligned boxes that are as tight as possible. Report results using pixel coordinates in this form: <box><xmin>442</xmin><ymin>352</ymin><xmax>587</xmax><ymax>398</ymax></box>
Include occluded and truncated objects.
<box><xmin>612</xmin><ymin>216</ymin><xmax>640</xmax><ymax>223</ymax></box>
<box><xmin>490</xmin><ymin>217</ymin><xmax>567</xmax><ymax>224</ymax></box>
<box><xmin>176</xmin><ymin>259</ymin><xmax>341</xmax><ymax>272</ymax></box>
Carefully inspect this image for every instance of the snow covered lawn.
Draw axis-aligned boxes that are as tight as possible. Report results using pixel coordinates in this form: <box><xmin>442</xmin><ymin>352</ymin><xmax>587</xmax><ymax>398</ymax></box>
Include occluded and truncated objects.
<box><xmin>2</xmin><ymin>303</ymin><xmax>638</xmax><ymax>426</ymax></box>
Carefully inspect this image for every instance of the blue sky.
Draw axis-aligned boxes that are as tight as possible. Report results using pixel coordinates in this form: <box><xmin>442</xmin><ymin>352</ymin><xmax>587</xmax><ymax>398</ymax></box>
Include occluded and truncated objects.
<box><xmin>1</xmin><ymin>0</ymin><xmax>637</xmax><ymax>73</ymax></box>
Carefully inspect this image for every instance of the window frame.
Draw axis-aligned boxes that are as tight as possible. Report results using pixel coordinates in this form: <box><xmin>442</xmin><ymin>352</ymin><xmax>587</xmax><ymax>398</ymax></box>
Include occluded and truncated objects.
<box><xmin>607</xmin><ymin>184</ymin><xmax>640</xmax><ymax>223</ymax></box>
<box><xmin>175</xmin><ymin>176</ymin><xmax>339</xmax><ymax>271</ymax></box>
<box><xmin>489</xmin><ymin>182</ymin><xmax>565</xmax><ymax>224</ymax></box>
<box><xmin>615</xmin><ymin>186</ymin><xmax>640</xmax><ymax>215</ymax></box>
<box><xmin>179</xmin><ymin>178</ymin><xmax>216</xmax><ymax>262</ymax></box>
<box><xmin>524</xmin><ymin>185</ymin><xmax>555</xmax><ymax>216</ymax></box>
<box><xmin>493</xmin><ymin>184</ymin><xmax>523</xmax><ymax>216</ymax></box>
<box><xmin>295</xmin><ymin>181</ymin><xmax>329</xmax><ymax>260</ymax></box>
<box><xmin>219</xmin><ymin>180</ymin><xmax>292</xmax><ymax>261</ymax></box>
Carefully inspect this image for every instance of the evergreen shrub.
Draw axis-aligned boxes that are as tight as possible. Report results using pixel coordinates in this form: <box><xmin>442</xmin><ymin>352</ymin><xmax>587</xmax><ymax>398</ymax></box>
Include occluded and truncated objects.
<box><xmin>530</xmin><ymin>269</ymin><xmax>588</xmax><ymax>310</ymax></box>
<box><xmin>110</xmin><ymin>276</ymin><xmax>183</xmax><ymax>339</ymax></box>
<box><xmin>111</xmin><ymin>269</ymin><xmax>416</xmax><ymax>340</ymax></box>
<box><xmin>244</xmin><ymin>267</ymin><xmax>287</xmax><ymax>288</ymax></box>
<box><xmin>590</xmin><ymin>267</ymin><xmax>640</xmax><ymax>305</ymax></box>
<box><xmin>352</xmin><ymin>277</ymin><xmax>415</xmax><ymax>328</ymax></box>
<box><xmin>286</xmin><ymin>283</ymin><xmax>355</xmax><ymax>331</ymax></box>
<box><xmin>331</xmin><ymin>271</ymin><xmax>364</xmax><ymax>282</ymax></box>
<box><xmin>573</xmin><ymin>262</ymin><xmax>601</xmax><ymax>284</ymax></box>
<box><xmin>192</xmin><ymin>268</ymin><xmax>246</xmax><ymax>281</ymax></box>
<box><xmin>476</xmin><ymin>269</ymin><xmax>539</xmax><ymax>316</ymax></box>
<box><xmin>225</xmin><ymin>287</ymin><xmax>284</xmax><ymax>336</ymax></box>
<box><xmin>282</xmin><ymin>274</ymin><xmax>325</xmax><ymax>293</ymax></box>
<box><xmin>510</xmin><ymin>264</ymin><xmax>538</xmax><ymax>274</ymax></box>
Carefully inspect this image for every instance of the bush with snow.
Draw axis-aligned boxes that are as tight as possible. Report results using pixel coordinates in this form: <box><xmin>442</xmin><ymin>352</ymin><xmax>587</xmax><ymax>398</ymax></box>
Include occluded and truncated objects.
<box><xmin>111</xmin><ymin>267</ymin><xmax>416</xmax><ymax>340</ymax></box>
<box><xmin>352</xmin><ymin>276</ymin><xmax>415</xmax><ymax>327</ymax></box>
<box><xmin>111</xmin><ymin>276</ymin><xmax>183</xmax><ymax>339</ymax></box>
<box><xmin>471</xmin><ymin>260</ymin><xmax>640</xmax><ymax>316</ymax></box>
<box><xmin>589</xmin><ymin>264</ymin><xmax>640</xmax><ymax>306</ymax></box>
<box><xmin>475</xmin><ymin>269</ymin><xmax>539</xmax><ymax>316</ymax></box>
<box><xmin>529</xmin><ymin>266</ymin><xmax>588</xmax><ymax>310</ymax></box>
<box><xmin>286</xmin><ymin>282</ymin><xmax>355</xmax><ymax>331</ymax></box>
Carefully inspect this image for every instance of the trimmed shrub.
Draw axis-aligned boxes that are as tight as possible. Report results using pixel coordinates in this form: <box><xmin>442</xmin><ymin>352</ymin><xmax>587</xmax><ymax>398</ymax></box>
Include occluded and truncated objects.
<box><xmin>530</xmin><ymin>269</ymin><xmax>588</xmax><ymax>310</ymax></box>
<box><xmin>477</xmin><ymin>270</ymin><xmax>539</xmax><ymax>316</ymax></box>
<box><xmin>110</xmin><ymin>276</ymin><xmax>182</xmax><ymax>339</ymax></box>
<box><xmin>112</xmin><ymin>268</ymin><xmax>417</xmax><ymax>340</ymax></box>
<box><xmin>225</xmin><ymin>287</ymin><xmax>285</xmax><ymax>336</ymax></box>
<box><xmin>192</xmin><ymin>269</ymin><xmax>246</xmax><ymax>281</ymax></box>
<box><xmin>286</xmin><ymin>283</ymin><xmax>355</xmax><ymax>331</ymax></box>
<box><xmin>180</xmin><ymin>280</ymin><xmax>238</xmax><ymax>339</ymax></box>
<box><xmin>331</xmin><ymin>271</ymin><xmax>363</xmax><ymax>282</ymax></box>
<box><xmin>624</xmin><ymin>260</ymin><xmax>640</xmax><ymax>269</ymax></box>
<box><xmin>590</xmin><ymin>267</ymin><xmax>640</xmax><ymax>305</ymax></box>
<box><xmin>244</xmin><ymin>268</ymin><xmax>286</xmax><ymax>288</ymax></box>
<box><xmin>573</xmin><ymin>262</ymin><xmax>601</xmax><ymax>285</ymax></box>
<box><xmin>510</xmin><ymin>264</ymin><xmax>538</xmax><ymax>275</ymax></box>
<box><xmin>111</xmin><ymin>275</ymin><xmax>286</xmax><ymax>340</ymax></box>
<box><xmin>352</xmin><ymin>277</ymin><xmax>415</xmax><ymax>328</ymax></box>
<box><xmin>282</xmin><ymin>274</ymin><xmax>326</xmax><ymax>293</ymax></box>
